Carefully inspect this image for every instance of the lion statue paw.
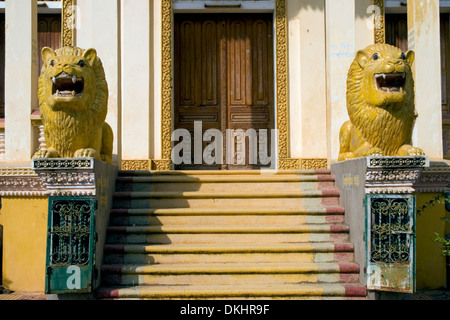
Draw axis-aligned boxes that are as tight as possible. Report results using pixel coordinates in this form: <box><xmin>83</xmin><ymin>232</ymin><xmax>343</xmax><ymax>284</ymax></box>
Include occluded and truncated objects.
<box><xmin>32</xmin><ymin>148</ymin><xmax>59</xmax><ymax>159</ymax></box>
<box><xmin>74</xmin><ymin>148</ymin><xmax>101</xmax><ymax>159</ymax></box>
<box><xmin>398</xmin><ymin>145</ymin><xmax>425</xmax><ymax>156</ymax></box>
<box><xmin>365</xmin><ymin>147</ymin><xmax>384</xmax><ymax>157</ymax></box>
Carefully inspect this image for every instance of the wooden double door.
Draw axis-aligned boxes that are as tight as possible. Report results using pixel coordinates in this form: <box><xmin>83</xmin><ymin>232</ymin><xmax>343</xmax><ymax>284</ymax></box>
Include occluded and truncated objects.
<box><xmin>174</xmin><ymin>14</ymin><xmax>275</xmax><ymax>170</ymax></box>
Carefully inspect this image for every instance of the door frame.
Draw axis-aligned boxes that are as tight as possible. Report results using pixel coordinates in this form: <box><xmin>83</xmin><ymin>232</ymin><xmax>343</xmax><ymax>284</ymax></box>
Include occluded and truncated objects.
<box><xmin>160</xmin><ymin>0</ymin><xmax>291</xmax><ymax>170</ymax></box>
<box><xmin>173</xmin><ymin>13</ymin><xmax>275</xmax><ymax>170</ymax></box>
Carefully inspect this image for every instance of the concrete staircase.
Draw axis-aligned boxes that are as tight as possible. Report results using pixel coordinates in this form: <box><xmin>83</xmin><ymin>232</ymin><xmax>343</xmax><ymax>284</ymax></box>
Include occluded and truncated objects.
<box><xmin>96</xmin><ymin>170</ymin><xmax>367</xmax><ymax>300</ymax></box>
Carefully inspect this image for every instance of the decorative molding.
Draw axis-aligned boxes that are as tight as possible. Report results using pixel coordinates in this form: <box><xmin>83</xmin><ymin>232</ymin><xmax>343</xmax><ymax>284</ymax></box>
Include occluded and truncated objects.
<box><xmin>121</xmin><ymin>160</ymin><xmax>151</xmax><ymax>171</ymax></box>
<box><xmin>38</xmin><ymin>172</ymin><xmax>95</xmax><ymax>187</ymax></box>
<box><xmin>0</xmin><ymin>175</ymin><xmax>47</xmax><ymax>197</ymax></box>
<box><xmin>122</xmin><ymin>158</ymin><xmax>326</xmax><ymax>171</ymax></box>
<box><xmin>32</xmin><ymin>158</ymin><xmax>94</xmax><ymax>170</ymax></box>
<box><xmin>364</xmin><ymin>156</ymin><xmax>429</xmax><ymax>194</ymax></box>
<box><xmin>366</xmin><ymin>187</ymin><xmax>416</xmax><ymax>195</ymax></box>
<box><xmin>161</xmin><ymin>0</ymin><xmax>173</xmax><ymax>162</ymax></box>
<box><xmin>121</xmin><ymin>159</ymin><xmax>173</xmax><ymax>171</ymax></box>
<box><xmin>0</xmin><ymin>168</ymin><xmax>36</xmax><ymax>176</ymax></box>
<box><xmin>414</xmin><ymin>161</ymin><xmax>450</xmax><ymax>193</ymax></box>
<box><xmin>374</xmin><ymin>0</ymin><xmax>385</xmax><ymax>44</ymax></box>
<box><xmin>275</xmin><ymin>0</ymin><xmax>289</xmax><ymax>160</ymax></box>
<box><xmin>278</xmin><ymin>158</ymin><xmax>300</xmax><ymax>171</ymax></box>
<box><xmin>300</xmin><ymin>158</ymin><xmax>328</xmax><ymax>170</ymax></box>
<box><xmin>151</xmin><ymin>159</ymin><xmax>173</xmax><ymax>171</ymax></box>
<box><xmin>279</xmin><ymin>158</ymin><xmax>328</xmax><ymax>170</ymax></box>
<box><xmin>62</xmin><ymin>0</ymin><xmax>74</xmax><ymax>47</ymax></box>
<box><xmin>0</xmin><ymin>166</ymin><xmax>46</xmax><ymax>197</ymax></box>
<box><xmin>33</xmin><ymin>158</ymin><xmax>97</xmax><ymax>196</ymax></box>
<box><xmin>0</xmin><ymin>158</ymin><xmax>117</xmax><ymax>197</ymax></box>
<box><xmin>367</xmin><ymin>156</ymin><xmax>429</xmax><ymax>169</ymax></box>
<box><xmin>366</xmin><ymin>169</ymin><xmax>421</xmax><ymax>182</ymax></box>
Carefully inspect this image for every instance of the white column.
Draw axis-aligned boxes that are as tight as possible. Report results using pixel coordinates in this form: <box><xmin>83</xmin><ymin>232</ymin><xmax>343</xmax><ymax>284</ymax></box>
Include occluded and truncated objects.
<box><xmin>4</xmin><ymin>0</ymin><xmax>37</xmax><ymax>162</ymax></box>
<box><xmin>120</xmin><ymin>0</ymin><xmax>152</xmax><ymax>160</ymax></box>
<box><xmin>75</xmin><ymin>0</ymin><xmax>122</xmax><ymax>164</ymax></box>
<box><xmin>408</xmin><ymin>0</ymin><xmax>443</xmax><ymax>159</ymax></box>
<box><xmin>288</xmin><ymin>0</ymin><xmax>328</xmax><ymax>159</ymax></box>
<box><xmin>355</xmin><ymin>0</ymin><xmax>375</xmax><ymax>50</ymax></box>
<box><xmin>325</xmin><ymin>0</ymin><xmax>356</xmax><ymax>163</ymax></box>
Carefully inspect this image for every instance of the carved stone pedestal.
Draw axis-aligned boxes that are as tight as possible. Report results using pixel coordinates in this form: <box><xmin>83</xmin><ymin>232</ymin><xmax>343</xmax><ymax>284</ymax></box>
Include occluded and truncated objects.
<box><xmin>31</xmin><ymin>158</ymin><xmax>118</xmax><ymax>297</ymax></box>
<box><xmin>332</xmin><ymin>156</ymin><xmax>450</xmax><ymax>297</ymax></box>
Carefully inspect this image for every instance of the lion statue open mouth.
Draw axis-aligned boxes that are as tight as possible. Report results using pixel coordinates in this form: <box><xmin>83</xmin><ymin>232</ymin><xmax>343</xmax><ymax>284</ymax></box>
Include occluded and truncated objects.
<box><xmin>338</xmin><ymin>43</ymin><xmax>425</xmax><ymax>161</ymax></box>
<box><xmin>33</xmin><ymin>46</ymin><xmax>113</xmax><ymax>164</ymax></box>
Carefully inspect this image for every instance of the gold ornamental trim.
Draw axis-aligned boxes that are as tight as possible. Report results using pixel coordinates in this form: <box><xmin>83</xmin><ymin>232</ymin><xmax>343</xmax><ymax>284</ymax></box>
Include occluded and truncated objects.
<box><xmin>122</xmin><ymin>158</ymin><xmax>328</xmax><ymax>171</ymax></box>
<box><xmin>62</xmin><ymin>0</ymin><xmax>74</xmax><ymax>47</ymax></box>
<box><xmin>374</xmin><ymin>0</ymin><xmax>385</xmax><ymax>44</ymax></box>
<box><xmin>121</xmin><ymin>160</ymin><xmax>173</xmax><ymax>171</ymax></box>
<box><xmin>279</xmin><ymin>158</ymin><xmax>328</xmax><ymax>170</ymax></box>
<box><xmin>275</xmin><ymin>0</ymin><xmax>289</xmax><ymax>160</ymax></box>
<box><xmin>160</xmin><ymin>0</ymin><xmax>292</xmax><ymax>169</ymax></box>
<box><xmin>161</xmin><ymin>0</ymin><xmax>173</xmax><ymax>162</ymax></box>
<box><xmin>121</xmin><ymin>160</ymin><xmax>151</xmax><ymax>171</ymax></box>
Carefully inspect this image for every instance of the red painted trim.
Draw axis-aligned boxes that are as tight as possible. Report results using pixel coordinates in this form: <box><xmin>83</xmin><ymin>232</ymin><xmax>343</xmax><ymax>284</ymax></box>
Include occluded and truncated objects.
<box><xmin>338</xmin><ymin>263</ymin><xmax>360</xmax><ymax>273</ymax></box>
<box><xmin>334</xmin><ymin>243</ymin><xmax>354</xmax><ymax>252</ymax></box>
<box><xmin>330</xmin><ymin>225</ymin><xmax>350</xmax><ymax>233</ymax></box>
<box><xmin>325</xmin><ymin>206</ymin><xmax>345</xmax><ymax>214</ymax></box>
<box><xmin>96</xmin><ymin>288</ymin><xmax>120</xmax><ymax>299</ymax></box>
<box><xmin>314</xmin><ymin>169</ymin><xmax>332</xmax><ymax>174</ymax></box>
<box><xmin>344</xmin><ymin>284</ymin><xmax>367</xmax><ymax>297</ymax></box>
<box><xmin>317</xmin><ymin>174</ymin><xmax>335</xmax><ymax>181</ymax></box>
<box><xmin>321</xmin><ymin>189</ymin><xmax>340</xmax><ymax>197</ymax></box>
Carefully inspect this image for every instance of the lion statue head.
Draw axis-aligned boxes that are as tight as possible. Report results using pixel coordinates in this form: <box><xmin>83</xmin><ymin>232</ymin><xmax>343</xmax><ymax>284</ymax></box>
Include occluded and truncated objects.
<box><xmin>39</xmin><ymin>46</ymin><xmax>108</xmax><ymax>113</ymax></box>
<box><xmin>34</xmin><ymin>46</ymin><xmax>113</xmax><ymax>163</ymax></box>
<box><xmin>339</xmin><ymin>43</ymin><xmax>424</xmax><ymax>160</ymax></box>
<box><xmin>348</xmin><ymin>43</ymin><xmax>415</xmax><ymax>112</ymax></box>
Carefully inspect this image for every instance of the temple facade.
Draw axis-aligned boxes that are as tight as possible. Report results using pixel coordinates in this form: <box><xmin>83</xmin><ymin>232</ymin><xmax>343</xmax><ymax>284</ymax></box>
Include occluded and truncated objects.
<box><xmin>0</xmin><ymin>0</ymin><xmax>449</xmax><ymax>299</ymax></box>
<box><xmin>0</xmin><ymin>0</ymin><xmax>447</xmax><ymax>168</ymax></box>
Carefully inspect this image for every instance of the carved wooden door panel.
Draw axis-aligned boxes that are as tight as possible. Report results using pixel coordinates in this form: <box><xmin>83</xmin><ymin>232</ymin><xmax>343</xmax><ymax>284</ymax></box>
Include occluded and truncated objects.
<box><xmin>38</xmin><ymin>15</ymin><xmax>62</xmax><ymax>74</ymax></box>
<box><xmin>174</xmin><ymin>14</ymin><xmax>274</xmax><ymax>170</ymax></box>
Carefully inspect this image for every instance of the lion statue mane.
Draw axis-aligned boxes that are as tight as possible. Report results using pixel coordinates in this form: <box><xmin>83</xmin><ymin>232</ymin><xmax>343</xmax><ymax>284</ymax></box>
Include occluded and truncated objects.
<box><xmin>338</xmin><ymin>43</ymin><xmax>424</xmax><ymax>161</ymax></box>
<box><xmin>33</xmin><ymin>46</ymin><xmax>113</xmax><ymax>164</ymax></box>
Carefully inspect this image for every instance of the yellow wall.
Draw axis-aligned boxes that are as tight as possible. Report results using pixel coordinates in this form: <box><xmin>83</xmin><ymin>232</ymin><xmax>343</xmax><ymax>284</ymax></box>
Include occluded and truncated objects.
<box><xmin>416</xmin><ymin>193</ymin><xmax>448</xmax><ymax>289</ymax></box>
<box><xmin>0</xmin><ymin>197</ymin><xmax>48</xmax><ymax>293</ymax></box>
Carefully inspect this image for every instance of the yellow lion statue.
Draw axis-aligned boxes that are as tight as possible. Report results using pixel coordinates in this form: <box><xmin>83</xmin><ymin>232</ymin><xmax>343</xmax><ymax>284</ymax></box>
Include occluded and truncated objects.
<box><xmin>338</xmin><ymin>43</ymin><xmax>424</xmax><ymax>161</ymax></box>
<box><xmin>33</xmin><ymin>46</ymin><xmax>113</xmax><ymax>164</ymax></box>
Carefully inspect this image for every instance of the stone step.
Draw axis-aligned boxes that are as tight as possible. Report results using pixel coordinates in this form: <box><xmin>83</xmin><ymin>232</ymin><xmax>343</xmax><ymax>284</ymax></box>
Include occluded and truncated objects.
<box><xmin>110</xmin><ymin>206</ymin><xmax>346</xmax><ymax>216</ymax></box>
<box><xmin>116</xmin><ymin>181</ymin><xmax>336</xmax><ymax>193</ymax></box>
<box><xmin>97</xmin><ymin>169</ymin><xmax>364</xmax><ymax>300</ymax></box>
<box><xmin>112</xmin><ymin>190</ymin><xmax>340</xmax><ymax>209</ymax></box>
<box><xmin>96</xmin><ymin>283</ymin><xmax>367</xmax><ymax>300</ymax></box>
<box><xmin>118</xmin><ymin>169</ymin><xmax>332</xmax><ymax>177</ymax></box>
<box><xmin>103</xmin><ymin>243</ymin><xmax>355</xmax><ymax>264</ymax></box>
<box><xmin>106</xmin><ymin>224</ymin><xmax>350</xmax><ymax>245</ymax></box>
<box><xmin>109</xmin><ymin>214</ymin><xmax>344</xmax><ymax>227</ymax></box>
<box><xmin>115</xmin><ymin>174</ymin><xmax>336</xmax><ymax>192</ymax></box>
<box><xmin>100</xmin><ymin>262</ymin><xmax>361</xmax><ymax>286</ymax></box>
